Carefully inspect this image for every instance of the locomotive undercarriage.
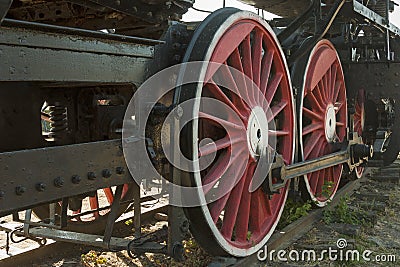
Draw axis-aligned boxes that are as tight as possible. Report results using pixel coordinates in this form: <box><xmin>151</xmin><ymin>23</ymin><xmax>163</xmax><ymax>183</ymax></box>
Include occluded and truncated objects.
<box><xmin>0</xmin><ymin>0</ymin><xmax>399</xmax><ymax>260</ymax></box>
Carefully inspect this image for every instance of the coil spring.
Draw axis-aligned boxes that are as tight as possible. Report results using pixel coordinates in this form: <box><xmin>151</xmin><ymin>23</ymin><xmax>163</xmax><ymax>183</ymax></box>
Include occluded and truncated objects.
<box><xmin>49</xmin><ymin>104</ymin><xmax>68</xmax><ymax>139</ymax></box>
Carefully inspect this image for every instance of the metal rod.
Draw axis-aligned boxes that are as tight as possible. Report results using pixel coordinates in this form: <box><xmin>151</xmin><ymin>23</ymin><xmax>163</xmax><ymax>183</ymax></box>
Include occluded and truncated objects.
<box><xmin>23</xmin><ymin>209</ymin><xmax>32</xmax><ymax>236</ymax></box>
<box><xmin>103</xmin><ymin>185</ymin><xmax>123</xmax><ymax>247</ymax></box>
<box><xmin>283</xmin><ymin>150</ymin><xmax>349</xmax><ymax>180</ymax></box>
<box><xmin>133</xmin><ymin>181</ymin><xmax>141</xmax><ymax>239</ymax></box>
<box><xmin>386</xmin><ymin>0</ymin><xmax>391</xmax><ymax>60</ymax></box>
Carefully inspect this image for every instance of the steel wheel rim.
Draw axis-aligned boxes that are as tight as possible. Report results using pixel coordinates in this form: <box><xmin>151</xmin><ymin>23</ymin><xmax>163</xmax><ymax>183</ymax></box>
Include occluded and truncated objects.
<box><xmin>178</xmin><ymin>9</ymin><xmax>295</xmax><ymax>256</ymax></box>
<box><xmin>299</xmin><ymin>39</ymin><xmax>347</xmax><ymax>207</ymax></box>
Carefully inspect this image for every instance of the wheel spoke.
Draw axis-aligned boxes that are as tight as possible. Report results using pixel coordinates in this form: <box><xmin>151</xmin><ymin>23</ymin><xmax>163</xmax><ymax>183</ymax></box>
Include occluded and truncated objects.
<box><xmin>304</xmin><ymin>132</ymin><xmax>324</xmax><ymax>158</ymax></box>
<box><xmin>303</xmin><ymin>107</ymin><xmax>323</xmax><ymax>121</ymax></box>
<box><xmin>302</xmin><ymin>123</ymin><xmax>323</xmax><ymax>136</ymax></box>
<box><xmin>260</xmin><ymin>50</ymin><xmax>274</xmax><ymax>96</ymax></box>
<box><xmin>199</xmin><ymin>112</ymin><xmax>245</xmax><ymax>131</ymax></box>
<box><xmin>252</xmin><ymin>29</ymin><xmax>263</xmax><ymax>91</ymax></box>
<box><xmin>235</xmin><ymin>163</ymin><xmax>256</xmax><ymax>242</ymax></box>
<box><xmin>267</xmin><ymin>100</ymin><xmax>288</xmax><ymax>122</ymax></box>
<box><xmin>216</xmin><ymin>63</ymin><xmax>250</xmax><ymax>112</ymax></box>
<box><xmin>313</xmin><ymin>84</ymin><xmax>328</xmax><ymax>106</ymax></box>
<box><xmin>336</xmin><ymin>121</ymin><xmax>345</xmax><ymax>127</ymax></box>
<box><xmin>319</xmin><ymin>81</ymin><xmax>330</xmax><ymax>104</ymax></box>
<box><xmin>242</xmin><ymin>35</ymin><xmax>253</xmax><ymax>81</ymax></box>
<box><xmin>209</xmin><ymin>155</ymin><xmax>248</xmax><ymax>222</ymax></box>
<box><xmin>202</xmin><ymin>149</ymin><xmax>246</xmax><ymax>194</ymax></box>
<box><xmin>269</xmin><ymin>130</ymin><xmax>289</xmax><ymax>137</ymax></box>
<box><xmin>250</xmin><ymin>189</ymin><xmax>271</xmax><ymax>233</ymax></box>
<box><xmin>331</xmin><ymin>65</ymin><xmax>338</xmax><ymax>94</ymax></box>
<box><xmin>316</xmin><ymin>168</ymin><xmax>326</xmax><ymax>197</ymax></box>
<box><xmin>220</xmin><ymin>163</ymin><xmax>250</xmax><ymax>239</ymax></box>
<box><xmin>205</xmin><ymin>80</ymin><xmax>246</xmax><ymax>120</ymax></box>
<box><xmin>199</xmin><ymin>134</ymin><xmax>245</xmax><ymax>157</ymax></box>
<box><xmin>308</xmin><ymin>91</ymin><xmax>324</xmax><ymax>112</ymax></box>
<box><xmin>333</xmin><ymin>80</ymin><xmax>342</xmax><ymax>103</ymax></box>
<box><xmin>265</xmin><ymin>72</ymin><xmax>283</xmax><ymax>105</ymax></box>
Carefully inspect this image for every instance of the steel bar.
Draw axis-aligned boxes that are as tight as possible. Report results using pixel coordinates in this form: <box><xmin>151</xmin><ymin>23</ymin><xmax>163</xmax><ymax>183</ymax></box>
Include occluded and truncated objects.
<box><xmin>28</xmin><ymin>228</ymin><xmax>129</xmax><ymax>250</ymax></box>
<box><xmin>103</xmin><ymin>185</ymin><xmax>123</xmax><ymax>247</ymax></box>
<box><xmin>133</xmin><ymin>181</ymin><xmax>141</xmax><ymax>239</ymax></box>
<box><xmin>282</xmin><ymin>150</ymin><xmax>349</xmax><ymax>180</ymax></box>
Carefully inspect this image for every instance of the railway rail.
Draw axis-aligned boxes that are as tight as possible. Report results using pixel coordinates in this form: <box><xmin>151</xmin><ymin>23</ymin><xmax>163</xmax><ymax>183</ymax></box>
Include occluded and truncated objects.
<box><xmin>1</xmin><ymin>0</ymin><xmax>400</xmax><ymax>263</ymax></box>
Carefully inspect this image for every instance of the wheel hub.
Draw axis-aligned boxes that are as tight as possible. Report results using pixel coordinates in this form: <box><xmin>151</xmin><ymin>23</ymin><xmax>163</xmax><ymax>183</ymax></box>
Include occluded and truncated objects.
<box><xmin>324</xmin><ymin>104</ymin><xmax>336</xmax><ymax>142</ymax></box>
<box><xmin>247</xmin><ymin>106</ymin><xmax>268</xmax><ymax>159</ymax></box>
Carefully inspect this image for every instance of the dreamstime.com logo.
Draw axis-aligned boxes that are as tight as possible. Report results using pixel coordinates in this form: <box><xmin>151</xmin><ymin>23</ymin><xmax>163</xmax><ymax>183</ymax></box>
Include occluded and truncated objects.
<box><xmin>257</xmin><ymin>238</ymin><xmax>397</xmax><ymax>263</ymax></box>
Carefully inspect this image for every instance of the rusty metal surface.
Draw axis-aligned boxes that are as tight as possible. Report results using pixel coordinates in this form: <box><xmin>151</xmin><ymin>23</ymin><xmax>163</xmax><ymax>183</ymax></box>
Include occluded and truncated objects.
<box><xmin>0</xmin><ymin>140</ymin><xmax>132</xmax><ymax>216</ymax></box>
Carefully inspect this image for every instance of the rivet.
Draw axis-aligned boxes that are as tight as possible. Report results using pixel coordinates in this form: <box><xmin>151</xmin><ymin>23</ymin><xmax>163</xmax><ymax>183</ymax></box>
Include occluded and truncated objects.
<box><xmin>116</xmin><ymin>167</ymin><xmax>124</xmax><ymax>175</ymax></box>
<box><xmin>15</xmin><ymin>186</ymin><xmax>26</xmax><ymax>195</ymax></box>
<box><xmin>88</xmin><ymin>172</ymin><xmax>97</xmax><ymax>180</ymax></box>
<box><xmin>71</xmin><ymin>175</ymin><xmax>81</xmax><ymax>184</ymax></box>
<box><xmin>54</xmin><ymin>177</ymin><xmax>64</xmax><ymax>188</ymax></box>
<box><xmin>102</xmin><ymin>169</ymin><xmax>112</xmax><ymax>178</ymax></box>
<box><xmin>36</xmin><ymin>183</ymin><xmax>47</xmax><ymax>192</ymax></box>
